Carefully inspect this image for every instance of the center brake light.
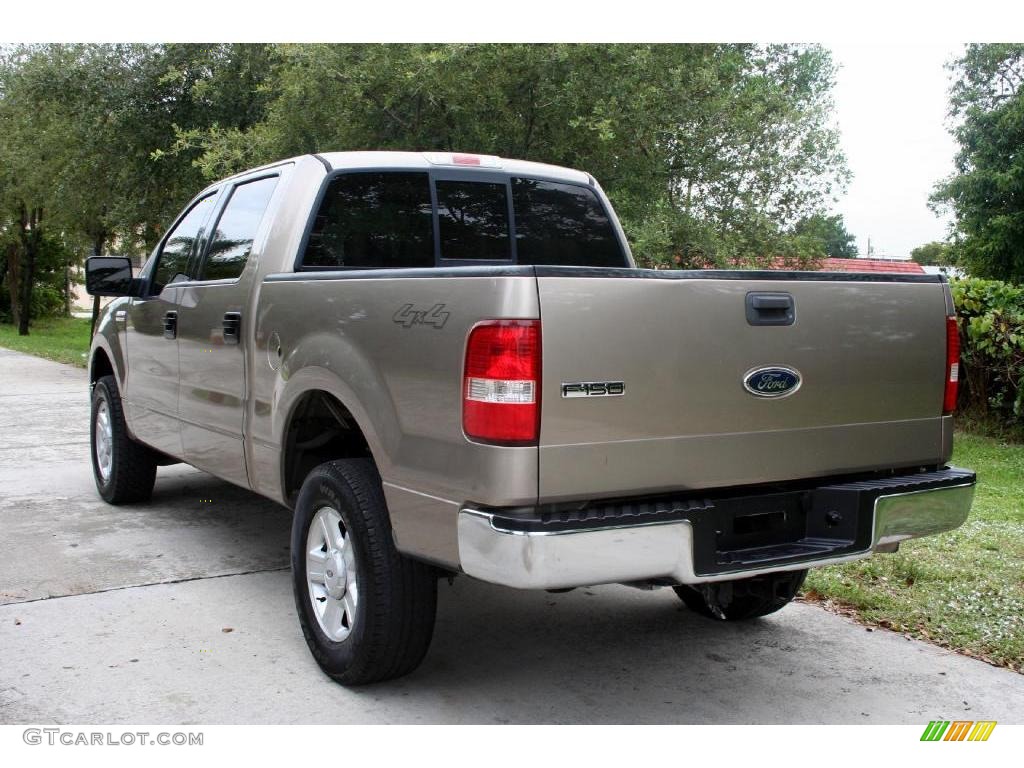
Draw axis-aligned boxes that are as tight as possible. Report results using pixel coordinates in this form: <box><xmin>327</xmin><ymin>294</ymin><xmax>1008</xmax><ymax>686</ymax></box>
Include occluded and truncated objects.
<box><xmin>423</xmin><ymin>151</ymin><xmax>502</xmax><ymax>169</ymax></box>
<box><xmin>944</xmin><ymin>315</ymin><xmax>960</xmax><ymax>415</ymax></box>
<box><xmin>463</xmin><ymin>320</ymin><xmax>541</xmax><ymax>445</ymax></box>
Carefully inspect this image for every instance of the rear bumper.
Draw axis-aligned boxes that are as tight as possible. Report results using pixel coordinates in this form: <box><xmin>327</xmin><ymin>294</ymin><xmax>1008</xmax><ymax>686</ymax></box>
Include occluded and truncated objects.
<box><xmin>456</xmin><ymin>467</ymin><xmax>976</xmax><ymax>590</ymax></box>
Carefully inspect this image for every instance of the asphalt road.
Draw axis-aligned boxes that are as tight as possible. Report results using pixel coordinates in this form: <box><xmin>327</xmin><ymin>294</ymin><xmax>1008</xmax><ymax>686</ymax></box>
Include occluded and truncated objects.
<box><xmin>2</xmin><ymin>347</ymin><xmax>1023</xmax><ymax>724</ymax></box>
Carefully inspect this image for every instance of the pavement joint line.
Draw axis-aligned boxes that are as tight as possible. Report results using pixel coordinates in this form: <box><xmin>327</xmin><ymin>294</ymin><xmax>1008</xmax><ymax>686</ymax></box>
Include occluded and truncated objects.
<box><xmin>0</xmin><ymin>566</ymin><xmax>290</xmax><ymax>607</ymax></box>
<box><xmin>0</xmin><ymin>441</ymin><xmax>89</xmax><ymax>451</ymax></box>
<box><xmin>0</xmin><ymin>392</ymin><xmax>83</xmax><ymax>398</ymax></box>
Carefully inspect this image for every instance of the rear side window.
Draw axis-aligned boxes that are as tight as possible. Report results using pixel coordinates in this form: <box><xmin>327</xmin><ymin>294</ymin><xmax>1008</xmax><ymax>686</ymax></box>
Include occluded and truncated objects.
<box><xmin>512</xmin><ymin>178</ymin><xmax>627</xmax><ymax>268</ymax></box>
<box><xmin>436</xmin><ymin>179</ymin><xmax>511</xmax><ymax>261</ymax></box>
<box><xmin>302</xmin><ymin>172</ymin><xmax>434</xmax><ymax>269</ymax></box>
<box><xmin>153</xmin><ymin>194</ymin><xmax>218</xmax><ymax>293</ymax></box>
<box><xmin>200</xmin><ymin>176</ymin><xmax>279</xmax><ymax>281</ymax></box>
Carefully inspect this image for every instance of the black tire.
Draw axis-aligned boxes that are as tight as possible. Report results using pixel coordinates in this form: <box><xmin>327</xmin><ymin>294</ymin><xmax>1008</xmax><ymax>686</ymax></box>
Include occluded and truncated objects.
<box><xmin>291</xmin><ymin>459</ymin><xmax>438</xmax><ymax>686</ymax></box>
<box><xmin>673</xmin><ymin>569</ymin><xmax>808</xmax><ymax>621</ymax></box>
<box><xmin>90</xmin><ymin>375</ymin><xmax>158</xmax><ymax>504</ymax></box>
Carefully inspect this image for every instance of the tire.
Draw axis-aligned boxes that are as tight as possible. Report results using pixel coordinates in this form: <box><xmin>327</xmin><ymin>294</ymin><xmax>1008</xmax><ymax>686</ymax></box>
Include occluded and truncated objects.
<box><xmin>90</xmin><ymin>375</ymin><xmax>158</xmax><ymax>504</ymax></box>
<box><xmin>673</xmin><ymin>569</ymin><xmax>808</xmax><ymax>621</ymax></box>
<box><xmin>291</xmin><ymin>459</ymin><xmax>438</xmax><ymax>686</ymax></box>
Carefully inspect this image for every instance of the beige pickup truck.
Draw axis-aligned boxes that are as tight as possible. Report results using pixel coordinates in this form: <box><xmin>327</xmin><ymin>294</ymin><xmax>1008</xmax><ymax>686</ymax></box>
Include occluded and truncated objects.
<box><xmin>86</xmin><ymin>151</ymin><xmax>975</xmax><ymax>685</ymax></box>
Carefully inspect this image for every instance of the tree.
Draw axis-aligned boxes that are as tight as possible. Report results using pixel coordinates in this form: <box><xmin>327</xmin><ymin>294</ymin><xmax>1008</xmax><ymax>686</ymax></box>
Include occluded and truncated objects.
<box><xmin>0</xmin><ymin>43</ymin><xmax>849</xmax><ymax>326</ymax></box>
<box><xmin>791</xmin><ymin>213</ymin><xmax>858</xmax><ymax>258</ymax></box>
<box><xmin>931</xmin><ymin>44</ymin><xmax>1024</xmax><ymax>282</ymax></box>
<box><xmin>182</xmin><ymin>44</ymin><xmax>849</xmax><ymax>267</ymax></box>
<box><xmin>0</xmin><ymin>44</ymin><xmax>279</xmax><ymax>332</ymax></box>
<box><xmin>911</xmin><ymin>241</ymin><xmax>953</xmax><ymax>266</ymax></box>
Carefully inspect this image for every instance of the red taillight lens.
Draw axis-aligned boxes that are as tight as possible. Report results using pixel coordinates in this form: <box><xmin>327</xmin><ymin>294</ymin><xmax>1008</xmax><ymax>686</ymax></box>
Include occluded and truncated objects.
<box><xmin>463</xmin><ymin>320</ymin><xmax>541</xmax><ymax>445</ymax></box>
<box><xmin>452</xmin><ymin>153</ymin><xmax>481</xmax><ymax>166</ymax></box>
<box><xmin>944</xmin><ymin>315</ymin><xmax>960</xmax><ymax>414</ymax></box>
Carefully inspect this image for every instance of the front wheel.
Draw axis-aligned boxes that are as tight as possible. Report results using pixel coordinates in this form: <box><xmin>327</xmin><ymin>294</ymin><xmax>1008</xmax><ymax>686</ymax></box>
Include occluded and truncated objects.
<box><xmin>291</xmin><ymin>459</ymin><xmax>438</xmax><ymax>685</ymax></box>
<box><xmin>673</xmin><ymin>569</ymin><xmax>807</xmax><ymax>621</ymax></box>
<box><xmin>90</xmin><ymin>375</ymin><xmax>158</xmax><ymax>504</ymax></box>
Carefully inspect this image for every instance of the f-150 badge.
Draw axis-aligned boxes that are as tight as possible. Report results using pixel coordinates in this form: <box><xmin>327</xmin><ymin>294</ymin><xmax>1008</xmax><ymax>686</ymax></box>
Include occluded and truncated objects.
<box><xmin>743</xmin><ymin>366</ymin><xmax>801</xmax><ymax>398</ymax></box>
<box><xmin>562</xmin><ymin>381</ymin><xmax>625</xmax><ymax>398</ymax></box>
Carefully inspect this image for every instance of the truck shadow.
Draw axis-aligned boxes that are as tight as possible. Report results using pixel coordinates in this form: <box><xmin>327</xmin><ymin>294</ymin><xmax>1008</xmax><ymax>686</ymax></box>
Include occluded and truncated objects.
<box><xmin>138</xmin><ymin>472</ymin><xmax>945</xmax><ymax>724</ymax></box>
<box><xmin>359</xmin><ymin>576</ymin><xmax>943</xmax><ymax>724</ymax></box>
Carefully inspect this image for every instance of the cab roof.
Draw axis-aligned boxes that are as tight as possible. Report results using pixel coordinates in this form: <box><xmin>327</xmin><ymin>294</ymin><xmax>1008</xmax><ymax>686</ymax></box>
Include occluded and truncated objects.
<box><xmin>316</xmin><ymin>151</ymin><xmax>593</xmax><ymax>186</ymax></box>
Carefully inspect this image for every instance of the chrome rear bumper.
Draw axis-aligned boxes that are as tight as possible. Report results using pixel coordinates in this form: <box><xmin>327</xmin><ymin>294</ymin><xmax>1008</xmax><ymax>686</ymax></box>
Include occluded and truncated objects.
<box><xmin>457</xmin><ymin>469</ymin><xmax>975</xmax><ymax>590</ymax></box>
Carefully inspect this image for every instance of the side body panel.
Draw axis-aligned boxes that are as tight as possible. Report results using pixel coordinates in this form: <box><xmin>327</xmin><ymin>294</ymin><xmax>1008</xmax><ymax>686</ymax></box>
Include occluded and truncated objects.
<box><xmin>175</xmin><ymin>167</ymin><xmax>292</xmax><ymax>488</ymax></box>
<box><xmin>251</xmin><ymin>273</ymin><xmax>540</xmax><ymax>567</ymax></box>
<box><xmin>90</xmin><ymin>297</ymin><xmax>130</xmax><ymax>388</ymax></box>
<box><xmin>122</xmin><ymin>286</ymin><xmax>183</xmax><ymax>458</ymax></box>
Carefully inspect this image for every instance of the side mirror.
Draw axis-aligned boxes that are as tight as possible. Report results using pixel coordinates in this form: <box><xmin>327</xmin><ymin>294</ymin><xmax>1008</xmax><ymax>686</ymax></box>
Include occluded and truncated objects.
<box><xmin>85</xmin><ymin>256</ymin><xmax>140</xmax><ymax>297</ymax></box>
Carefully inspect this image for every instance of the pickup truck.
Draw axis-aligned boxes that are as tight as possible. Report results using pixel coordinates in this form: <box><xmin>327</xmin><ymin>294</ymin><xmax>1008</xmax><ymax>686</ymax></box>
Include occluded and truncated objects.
<box><xmin>85</xmin><ymin>151</ymin><xmax>976</xmax><ymax>685</ymax></box>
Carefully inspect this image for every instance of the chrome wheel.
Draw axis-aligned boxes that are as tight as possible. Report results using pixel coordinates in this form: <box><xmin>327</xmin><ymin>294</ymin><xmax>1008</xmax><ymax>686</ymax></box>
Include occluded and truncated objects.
<box><xmin>94</xmin><ymin>400</ymin><xmax>114</xmax><ymax>483</ymax></box>
<box><xmin>306</xmin><ymin>506</ymin><xmax>359</xmax><ymax>642</ymax></box>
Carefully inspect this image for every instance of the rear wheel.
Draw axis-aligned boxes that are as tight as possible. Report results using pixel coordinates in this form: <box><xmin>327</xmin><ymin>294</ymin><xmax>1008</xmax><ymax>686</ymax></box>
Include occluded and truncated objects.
<box><xmin>90</xmin><ymin>375</ymin><xmax>158</xmax><ymax>504</ymax></box>
<box><xmin>673</xmin><ymin>569</ymin><xmax>807</xmax><ymax>621</ymax></box>
<box><xmin>291</xmin><ymin>459</ymin><xmax>438</xmax><ymax>685</ymax></box>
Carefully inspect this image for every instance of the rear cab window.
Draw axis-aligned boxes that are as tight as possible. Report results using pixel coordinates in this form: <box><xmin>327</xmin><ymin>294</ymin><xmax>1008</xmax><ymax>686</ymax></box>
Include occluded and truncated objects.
<box><xmin>511</xmin><ymin>178</ymin><xmax>625</xmax><ymax>268</ymax></box>
<box><xmin>299</xmin><ymin>168</ymin><xmax>628</xmax><ymax>270</ymax></box>
<box><xmin>303</xmin><ymin>172</ymin><xmax>434</xmax><ymax>269</ymax></box>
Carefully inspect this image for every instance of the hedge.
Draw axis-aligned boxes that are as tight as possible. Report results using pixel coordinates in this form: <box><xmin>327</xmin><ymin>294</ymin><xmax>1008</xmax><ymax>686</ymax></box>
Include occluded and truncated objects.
<box><xmin>950</xmin><ymin>278</ymin><xmax>1024</xmax><ymax>429</ymax></box>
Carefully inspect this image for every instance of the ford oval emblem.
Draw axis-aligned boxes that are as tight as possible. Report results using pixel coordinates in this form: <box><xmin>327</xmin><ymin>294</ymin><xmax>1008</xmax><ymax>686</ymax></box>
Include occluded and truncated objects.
<box><xmin>743</xmin><ymin>366</ymin><xmax>802</xmax><ymax>399</ymax></box>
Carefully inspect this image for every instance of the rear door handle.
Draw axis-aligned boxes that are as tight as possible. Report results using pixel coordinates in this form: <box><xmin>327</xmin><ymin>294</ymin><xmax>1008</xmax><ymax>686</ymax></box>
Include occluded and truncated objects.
<box><xmin>745</xmin><ymin>292</ymin><xmax>795</xmax><ymax>326</ymax></box>
<box><xmin>163</xmin><ymin>311</ymin><xmax>178</xmax><ymax>340</ymax></box>
<box><xmin>223</xmin><ymin>312</ymin><xmax>242</xmax><ymax>345</ymax></box>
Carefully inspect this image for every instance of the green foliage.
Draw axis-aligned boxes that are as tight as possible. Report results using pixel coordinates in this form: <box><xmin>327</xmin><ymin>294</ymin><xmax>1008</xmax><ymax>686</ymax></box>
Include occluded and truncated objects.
<box><xmin>910</xmin><ymin>240</ymin><xmax>953</xmax><ymax>266</ymax></box>
<box><xmin>184</xmin><ymin>43</ymin><xmax>849</xmax><ymax>266</ymax></box>
<box><xmin>0</xmin><ymin>229</ymin><xmax>75</xmax><ymax>321</ymax></box>
<box><xmin>931</xmin><ymin>44</ymin><xmax>1024</xmax><ymax>282</ymax></box>
<box><xmin>950</xmin><ymin>277</ymin><xmax>1024</xmax><ymax>429</ymax></box>
<box><xmin>0</xmin><ymin>44</ymin><xmax>279</xmax><ymax>333</ymax></box>
<box><xmin>790</xmin><ymin>213</ymin><xmax>857</xmax><ymax>258</ymax></box>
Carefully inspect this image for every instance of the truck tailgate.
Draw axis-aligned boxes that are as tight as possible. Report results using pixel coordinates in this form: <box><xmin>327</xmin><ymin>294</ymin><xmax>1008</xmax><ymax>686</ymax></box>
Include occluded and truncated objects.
<box><xmin>536</xmin><ymin>270</ymin><xmax>951</xmax><ymax>502</ymax></box>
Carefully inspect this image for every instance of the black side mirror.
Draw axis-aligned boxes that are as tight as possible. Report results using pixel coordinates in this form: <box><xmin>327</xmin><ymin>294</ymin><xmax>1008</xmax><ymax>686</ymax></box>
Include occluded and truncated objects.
<box><xmin>85</xmin><ymin>256</ymin><xmax>140</xmax><ymax>297</ymax></box>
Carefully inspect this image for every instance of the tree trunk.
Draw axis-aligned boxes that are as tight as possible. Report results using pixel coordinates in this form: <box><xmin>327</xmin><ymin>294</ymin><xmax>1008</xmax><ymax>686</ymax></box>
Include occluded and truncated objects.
<box><xmin>17</xmin><ymin>206</ymin><xmax>43</xmax><ymax>337</ymax></box>
<box><xmin>90</xmin><ymin>231</ymin><xmax>106</xmax><ymax>339</ymax></box>
<box><xmin>64</xmin><ymin>261</ymin><xmax>72</xmax><ymax>317</ymax></box>
<box><xmin>5</xmin><ymin>241</ymin><xmax>20</xmax><ymax>330</ymax></box>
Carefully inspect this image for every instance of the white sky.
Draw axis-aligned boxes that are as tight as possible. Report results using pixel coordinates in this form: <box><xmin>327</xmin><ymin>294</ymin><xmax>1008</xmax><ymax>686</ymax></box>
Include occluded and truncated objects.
<box><xmin>830</xmin><ymin>44</ymin><xmax>963</xmax><ymax>259</ymax></box>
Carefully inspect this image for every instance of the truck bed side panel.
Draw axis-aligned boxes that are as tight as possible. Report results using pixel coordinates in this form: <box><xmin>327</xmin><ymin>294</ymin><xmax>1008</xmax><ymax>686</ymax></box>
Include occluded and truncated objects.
<box><xmin>251</xmin><ymin>273</ymin><xmax>540</xmax><ymax>568</ymax></box>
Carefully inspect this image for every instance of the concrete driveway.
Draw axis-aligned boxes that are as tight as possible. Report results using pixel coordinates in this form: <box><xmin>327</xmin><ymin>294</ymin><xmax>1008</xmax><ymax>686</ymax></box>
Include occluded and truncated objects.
<box><xmin>1</xmin><ymin>347</ymin><xmax>1023</xmax><ymax>724</ymax></box>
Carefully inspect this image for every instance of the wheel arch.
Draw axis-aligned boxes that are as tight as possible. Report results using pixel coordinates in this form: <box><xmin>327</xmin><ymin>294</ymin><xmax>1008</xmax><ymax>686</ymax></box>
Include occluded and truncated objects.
<box><xmin>89</xmin><ymin>299</ymin><xmax>128</xmax><ymax>390</ymax></box>
<box><xmin>90</xmin><ymin>345</ymin><xmax>114</xmax><ymax>385</ymax></box>
<box><xmin>278</xmin><ymin>381</ymin><xmax>383</xmax><ymax>507</ymax></box>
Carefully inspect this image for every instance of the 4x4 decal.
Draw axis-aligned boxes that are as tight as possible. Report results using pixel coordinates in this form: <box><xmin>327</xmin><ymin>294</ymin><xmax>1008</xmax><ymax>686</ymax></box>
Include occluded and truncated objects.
<box><xmin>393</xmin><ymin>303</ymin><xmax>450</xmax><ymax>329</ymax></box>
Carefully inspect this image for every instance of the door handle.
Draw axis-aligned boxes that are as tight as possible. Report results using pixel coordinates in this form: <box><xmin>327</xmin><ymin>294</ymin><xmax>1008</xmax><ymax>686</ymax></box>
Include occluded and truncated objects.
<box><xmin>163</xmin><ymin>311</ymin><xmax>178</xmax><ymax>340</ymax></box>
<box><xmin>223</xmin><ymin>312</ymin><xmax>242</xmax><ymax>345</ymax></box>
<box><xmin>745</xmin><ymin>292</ymin><xmax>795</xmax><ymax>326</ymax></box>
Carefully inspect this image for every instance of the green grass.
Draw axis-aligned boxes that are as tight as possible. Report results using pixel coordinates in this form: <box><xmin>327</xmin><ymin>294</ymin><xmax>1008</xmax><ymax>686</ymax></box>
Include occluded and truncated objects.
<box><xmin>0</xmin><ymin>316</ymin><xmax>91</xmax><ymax>368</ymax></box>
<box><xmin>805</xmin><ymin>432</ymin><xmax>1024</xmax><ymax>671</ymax></box>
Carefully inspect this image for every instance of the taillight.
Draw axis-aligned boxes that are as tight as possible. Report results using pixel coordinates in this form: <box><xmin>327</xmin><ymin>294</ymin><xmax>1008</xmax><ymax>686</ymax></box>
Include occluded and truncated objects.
<box><xmin>463</xmin><ymin>320</ymin><xmax>541</xmax><ymax>445</ymax></box>
<box><xmin>944</xmin><ymin>315</ymin><xmax>960</xmax><ymax>414</ymax></box>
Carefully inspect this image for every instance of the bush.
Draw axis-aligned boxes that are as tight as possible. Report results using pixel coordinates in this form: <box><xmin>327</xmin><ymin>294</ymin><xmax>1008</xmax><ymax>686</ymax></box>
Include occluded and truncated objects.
<box><xmin>950</xmin><ymin>278</ymin><xmax>1024</xmax><ymax>432</ymax></box>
